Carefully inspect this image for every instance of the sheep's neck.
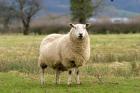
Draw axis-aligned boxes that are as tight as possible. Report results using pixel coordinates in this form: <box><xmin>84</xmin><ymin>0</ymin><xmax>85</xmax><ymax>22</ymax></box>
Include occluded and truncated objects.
<box><xmin>69</xmin><ymin>36</ymin><xmax>89</xmax><ymax>54</ymax></box>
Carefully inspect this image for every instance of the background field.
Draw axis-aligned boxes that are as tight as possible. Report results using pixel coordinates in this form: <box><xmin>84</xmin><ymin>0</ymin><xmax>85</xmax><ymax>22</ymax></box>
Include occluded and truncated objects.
<box><xmin>0</xmin><ymin>34</ymin><xmax>140</xmax><ymax>93</ymax></box>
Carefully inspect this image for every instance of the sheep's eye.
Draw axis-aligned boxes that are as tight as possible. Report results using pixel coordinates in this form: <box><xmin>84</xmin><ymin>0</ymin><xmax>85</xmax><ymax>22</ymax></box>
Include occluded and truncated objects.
<box><xmin>73</xmin><ymin>27</ymin><xmax>76</xmax><ymax>29</ymax></box>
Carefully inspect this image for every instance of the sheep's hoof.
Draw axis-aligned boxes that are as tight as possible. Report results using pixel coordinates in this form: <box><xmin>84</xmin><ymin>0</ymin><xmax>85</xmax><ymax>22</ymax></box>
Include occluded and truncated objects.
<box><xmin>56</xmin><ymin>81</ymin><xmax>61</xmax><ymax>85</ymax></box>
<box><xmin>56</xmin><ymin>82</ymin><xmax>60</xmax><ymax>85</ymax></box>
<box><xmin>41</xmin><ymin>81</ymin><xmax>45</xmax><ymax>86</ymax></box>
<box><xmin>67</xmin><ymin>82</ymin><xmax>72</xmax><ymax>86</ymax></box>
<box><xmin>68</xmin><ymin>84</ymin><xmax>71</xmax><ymax>86</ymax></box>
<box><xmin>77</xmin><ymin>82</ymin><xmax>81</xmax><ymax>85</ymax></box>
<box><xmin>40</xmin><ymin>83</ymin><xmax>45</xmax><ymax>88</ymax></box>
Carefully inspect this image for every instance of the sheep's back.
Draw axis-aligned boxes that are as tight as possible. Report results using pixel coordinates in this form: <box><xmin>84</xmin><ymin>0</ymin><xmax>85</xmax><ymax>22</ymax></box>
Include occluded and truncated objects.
<box><xmin>40</xmin><ymin>34</ymin><xmax>63</xmax><ymax>48</ymax></box>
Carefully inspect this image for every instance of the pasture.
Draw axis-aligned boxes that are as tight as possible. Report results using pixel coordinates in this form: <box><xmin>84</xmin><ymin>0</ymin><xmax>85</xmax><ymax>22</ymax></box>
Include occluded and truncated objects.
<box><xmin>0</xmin><ymin>34</ymin><xmax>140</xmax><ymax>93</ymax></box>
<box><xmin>0</xmin><ymin>72</ymin><xmax>140</xmax><ymax>93</ymax></box>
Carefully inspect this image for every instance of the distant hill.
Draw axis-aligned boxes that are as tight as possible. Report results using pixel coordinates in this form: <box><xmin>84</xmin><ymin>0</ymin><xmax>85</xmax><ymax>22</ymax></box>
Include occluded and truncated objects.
<box><xmin>108</xmin><ymin>0</ymin><xmax>140</xmax><ymax>13</ymax></box>
<box><xmin>95</xmin><ymin>5</ymin><xmax>140</xmax><ymax>17</ymax></box>
<box><xmin>41</xmin><ymin>0</ymin><xmax>140</xmax><ymax>17</ymax></box>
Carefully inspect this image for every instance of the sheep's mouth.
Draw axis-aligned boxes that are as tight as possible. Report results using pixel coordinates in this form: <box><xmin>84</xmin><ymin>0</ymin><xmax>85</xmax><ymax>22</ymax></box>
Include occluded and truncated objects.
<box><xmin>78</xmin><ymin>36</ymin><xmax>84</xmax><ymax>40</ymax></box>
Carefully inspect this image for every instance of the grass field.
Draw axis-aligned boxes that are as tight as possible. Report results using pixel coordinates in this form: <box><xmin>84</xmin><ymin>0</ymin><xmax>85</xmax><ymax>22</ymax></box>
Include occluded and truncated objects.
<box><xmin>0</xmin><ymin>34</ymin><xmax>140</xmax><ymax>73</ymax></box>
<box><xmin>0</xmin><ymin>34</ymin><xmax>140</xmax><ymax>93</ymax></box>
<box><xmin>0</xmin><ymin>72</ymin><xmax>140</xmax><ymax>93</ymax></box>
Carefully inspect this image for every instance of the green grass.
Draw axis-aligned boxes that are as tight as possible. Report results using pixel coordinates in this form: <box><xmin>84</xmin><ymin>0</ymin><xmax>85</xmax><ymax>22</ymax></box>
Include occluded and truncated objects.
<box><xmin>0</xmin><ymin>72</ymin><xmax>140</xmax><ymax>93</ymax></box>
<box><xmin>90</xmin><ymin>34</ymin><xmax>140</xmax><ymax>63</ymax></box>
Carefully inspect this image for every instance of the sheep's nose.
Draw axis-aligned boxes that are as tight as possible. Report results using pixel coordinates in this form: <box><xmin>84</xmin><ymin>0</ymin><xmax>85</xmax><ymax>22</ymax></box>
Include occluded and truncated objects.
<box><xmin>79</xmin><ymin>33</ymin><xmax>83</xmax><ymax>37</ymax></box>
<box><xmin>78</xmin><ymin>33</ymin><xmax>83</xmax><ymax>39</ymax></box>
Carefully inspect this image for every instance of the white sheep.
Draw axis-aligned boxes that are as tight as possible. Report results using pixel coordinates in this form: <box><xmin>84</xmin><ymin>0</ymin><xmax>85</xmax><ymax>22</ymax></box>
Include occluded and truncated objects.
<box><xmin>38</xmin><ymin>24</ymin><xmax>90</xmax><ymax>85</ymax></box>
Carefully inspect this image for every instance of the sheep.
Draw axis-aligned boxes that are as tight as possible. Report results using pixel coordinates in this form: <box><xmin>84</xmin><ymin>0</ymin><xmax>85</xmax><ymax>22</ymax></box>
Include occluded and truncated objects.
<box><xmin>38</xmin><ymin>24</ymin><xmax>90</xmax><ymax>85</ymax></box>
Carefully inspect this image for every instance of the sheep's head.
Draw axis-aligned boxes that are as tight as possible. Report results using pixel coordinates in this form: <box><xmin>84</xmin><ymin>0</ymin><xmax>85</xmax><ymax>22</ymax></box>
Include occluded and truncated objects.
<box><xmin>69</xmin><ymin>24</ymin><xmax>90</xmax><ymax>41</ymax></box>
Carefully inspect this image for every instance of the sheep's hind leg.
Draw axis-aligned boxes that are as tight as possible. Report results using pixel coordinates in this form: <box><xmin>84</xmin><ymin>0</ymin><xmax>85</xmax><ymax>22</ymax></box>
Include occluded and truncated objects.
<box><xmin>55</xmin><ymin>70</ymin><xmax>61</xmax><ymax>84</ymax></box>
<box><xmin>67</xmin><ymin>70</ymin><xmax>72</xmax><ymax>85</ymax></box>
<box><xmin>40</xmin><ymin>63</ymin><xmax>47</xmax><ymax>85</ymax></box>
<box><xmin>75</xmin><ymin>68</ymin><xmax>81</xmax><ymax>85</ymax></box>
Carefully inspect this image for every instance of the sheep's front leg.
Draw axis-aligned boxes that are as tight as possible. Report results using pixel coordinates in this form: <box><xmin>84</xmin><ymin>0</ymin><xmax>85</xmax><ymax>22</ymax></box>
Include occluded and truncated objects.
<box><xmin>75</xmin><ymin>68</ymin><xmax>81</xmax><ymax>84</ymax></box>
<box><xmin>55</xmin><ymin>70</ymin><xmax>61</xmax><ymax>84</ymax></box>
<box><xmin>39</xmin><ymin>63</ymin><xmax>47</xmax><ymax>86</ymax></box>
<box><xmin>67</xmin><ymin>70</ymin><xmax>72</xmax><ymax>85</ymax></box>
<box><xmin>40</xmin><ymin>67</ymin><xmax>45</xmax><ymax>85</ymax></box>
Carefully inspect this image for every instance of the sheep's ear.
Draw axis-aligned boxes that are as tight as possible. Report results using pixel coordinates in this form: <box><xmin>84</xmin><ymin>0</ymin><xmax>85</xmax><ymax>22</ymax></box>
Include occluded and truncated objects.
<box><xmin>85</xmin><ymin>23</ymin><xmax>90</xmax><ymax>28</ymax></box>
<box><xmin>70</xmin><ymin>23</ymin><xmax>75</xmax><ymax>28</ymax></box>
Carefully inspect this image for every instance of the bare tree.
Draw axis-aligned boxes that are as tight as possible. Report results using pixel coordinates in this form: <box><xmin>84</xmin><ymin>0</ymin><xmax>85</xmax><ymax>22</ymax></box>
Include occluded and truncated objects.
<box><xmin>92</xmin><ymin>0</ymin><xmax>106</xmax><ymax>16</ymax></box>
<box><xmin>16</xmin><ymin>0</ymin><xmax>41</xmax><ymax>35</ymax></box>
<box><xmin>0</xmin><ymin>0</ymin><xmax>17</xmax><ymax>30</ymax></box>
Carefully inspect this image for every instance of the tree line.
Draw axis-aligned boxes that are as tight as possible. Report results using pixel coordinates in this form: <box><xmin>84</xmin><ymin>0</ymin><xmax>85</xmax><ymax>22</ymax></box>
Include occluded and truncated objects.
<box><xmin>0</xmin><ymin>0</ymin><xmax>112</xmax><ymax>35</ymax></box>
